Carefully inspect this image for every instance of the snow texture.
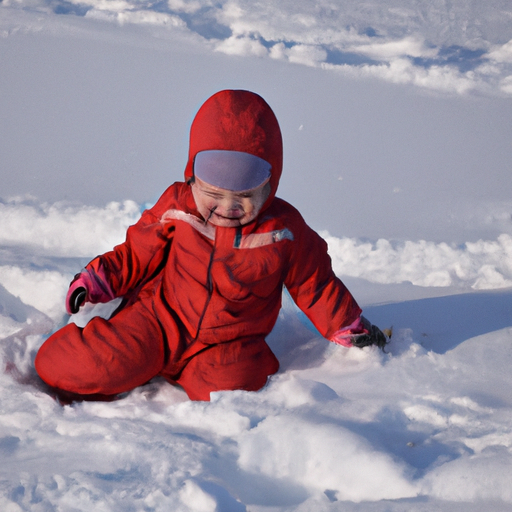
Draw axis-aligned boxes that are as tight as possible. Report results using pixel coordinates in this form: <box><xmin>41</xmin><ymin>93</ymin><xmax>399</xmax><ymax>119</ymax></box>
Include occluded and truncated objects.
<box><xmin>1</xmin><ymin>3</ymin><xmax>512</xmax><ymax>511</ymax></box>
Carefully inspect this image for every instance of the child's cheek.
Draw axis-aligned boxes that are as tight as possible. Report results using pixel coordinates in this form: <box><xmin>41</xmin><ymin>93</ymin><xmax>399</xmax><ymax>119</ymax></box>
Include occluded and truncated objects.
<box><xmin>208</xmin><ymin>199</ymin><xmax>219</xmax><ymax>213</ymax></box>
<box><xmin>199</xmin><ymin>196</ymin><xmax>216</xmax><ymax>215</ymax></box>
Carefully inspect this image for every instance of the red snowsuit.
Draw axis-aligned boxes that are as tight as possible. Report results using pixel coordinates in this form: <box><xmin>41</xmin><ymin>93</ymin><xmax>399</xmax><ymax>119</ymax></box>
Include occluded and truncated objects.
<box><xmin>35</xmin><ymin>90</ymin><xmax>362</xmax><ymax>401</ymax></box>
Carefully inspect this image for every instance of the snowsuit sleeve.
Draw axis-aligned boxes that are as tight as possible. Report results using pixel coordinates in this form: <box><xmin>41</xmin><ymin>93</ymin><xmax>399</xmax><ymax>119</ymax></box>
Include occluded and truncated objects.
<box><xmin>284</xmin><ymin>213</ymin><xmax>362</xmax><ymax>340</ymax></box>
<box><xmin>84</xmin><ymin>185</ymin><xmax>180</xmax><ymax>299</ymax></box>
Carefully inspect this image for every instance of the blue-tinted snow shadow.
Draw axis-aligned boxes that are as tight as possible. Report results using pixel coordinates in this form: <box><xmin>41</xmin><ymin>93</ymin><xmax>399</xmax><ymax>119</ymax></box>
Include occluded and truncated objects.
<box><xmin>337</xmin><ymin>411</ymin><xmax>466</xmax><ymax>479</ymax></box>
<box><xmin>53</xmin><ymin>1</ymin><xmax>91</xmax><ymax>16</ymax></box>
<box><xmin>413</xmin><ymin>45</ymin><xmax>488</xmax><ymax>73</ymax></box>
<box><xmin>324</xmin><ymin>49</ymin><xmax>381</xmax><ymax>66</ymax></box>
<box><xmin>364</xmin><ymin>288</ymin><xmax>512</xmax><ymax>354</ymax></box>
<box><xmin>180</xmin><ymin>478</ymin><xmax>249</xmax><ymax>511</ymax></box>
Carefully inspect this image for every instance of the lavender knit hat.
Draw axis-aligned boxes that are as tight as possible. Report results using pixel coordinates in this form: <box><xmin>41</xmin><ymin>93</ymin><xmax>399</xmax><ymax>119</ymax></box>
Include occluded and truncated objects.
<box><xmin>194</xmin><ymin>150</ymin><xmax>271</xmax><ymax>191</ymax></box>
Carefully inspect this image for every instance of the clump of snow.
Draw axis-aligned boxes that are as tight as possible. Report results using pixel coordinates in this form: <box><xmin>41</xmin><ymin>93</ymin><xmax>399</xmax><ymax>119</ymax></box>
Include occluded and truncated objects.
<box><xmin>0</xmin><ymin>266</ymin><xmax>70</xmax><ymax>321</ymax></box>
<box><xmin>0</xmin><ymin>198</ymin><xmax>140</xmax><ymax>258</ymax></box>
<box><xmin>323</xmin><ymin>232</ymin><xmax>512</xmax><ymax>290</ymax></box>
<box><xmin>237</xmin><ymin>414</ymin><xmax>418</xmax><ymax>502</ymax></box>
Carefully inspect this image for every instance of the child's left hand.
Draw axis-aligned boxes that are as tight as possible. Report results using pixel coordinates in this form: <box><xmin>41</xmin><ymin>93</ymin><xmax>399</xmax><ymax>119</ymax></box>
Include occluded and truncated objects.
<box><xmin>330</xmin><ymin>316</ymin><xmax>391</xmax><ymax>350</ymax></box>
<box><xmin>351</xmin><ymin>322</ymin><xmax>390</xmax><ymax>349</ymax></box>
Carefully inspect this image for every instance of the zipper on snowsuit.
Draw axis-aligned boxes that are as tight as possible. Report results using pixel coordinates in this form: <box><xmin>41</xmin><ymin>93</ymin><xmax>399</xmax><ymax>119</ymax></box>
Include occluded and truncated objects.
<box><xmin>194</xmin><ymin>231</ymin><xmax>217</xmax><ymax>339</ymax></box>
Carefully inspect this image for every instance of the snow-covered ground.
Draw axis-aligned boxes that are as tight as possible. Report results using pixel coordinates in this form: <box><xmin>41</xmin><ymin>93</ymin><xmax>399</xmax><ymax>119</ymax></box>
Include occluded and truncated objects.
<box><xmin>1</xmin><ymin>2</ymin><xmax>512</xmax><ymax>510</ymax></box>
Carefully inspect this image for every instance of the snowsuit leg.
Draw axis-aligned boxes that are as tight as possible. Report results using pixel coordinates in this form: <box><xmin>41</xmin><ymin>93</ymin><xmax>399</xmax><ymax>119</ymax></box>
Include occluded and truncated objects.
<box><xmin>171</xmin><ymin>337</ymin><xmax>279</xmax><ymax>401</ymax></box>
<box><xmin>36</xmin><ymin>291</ymin><xmax>279</xmax><ymax>401</ymax></box>
<box><xmin>35</xmin><ymin>295</ymin><xmax>167</xmax><ymax>397</ymax></box>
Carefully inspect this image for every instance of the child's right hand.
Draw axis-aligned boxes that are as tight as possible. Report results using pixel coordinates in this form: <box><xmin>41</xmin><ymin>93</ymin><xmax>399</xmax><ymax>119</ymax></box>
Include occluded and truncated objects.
<box><xmin>66</xmin><ymin>273</ymin><xmax>88</xmax><ymax>315</ymax></box>
<box><xmin>65</xmin><ymin>266</ymin><xmax>116</xmax><ymax>315</ymax></box>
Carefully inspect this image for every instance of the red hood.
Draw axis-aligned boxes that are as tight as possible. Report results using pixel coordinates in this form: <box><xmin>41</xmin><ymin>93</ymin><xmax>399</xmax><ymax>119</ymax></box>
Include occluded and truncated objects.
<box><xmin>184</xmin><ymin>90</ymin><xmax>283</xmax><ymax>211</ymax></box>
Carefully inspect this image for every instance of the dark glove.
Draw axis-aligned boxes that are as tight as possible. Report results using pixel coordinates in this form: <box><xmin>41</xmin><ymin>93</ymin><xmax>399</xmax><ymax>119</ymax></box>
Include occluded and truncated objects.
<box><xmin>68</xmin><ymin>285</ymin><xmax>87</xmax><ymax>315</ymax></box>
<box><xmin>331</xmin><ymin>316</ymin><xmax>391</xmax><ymax>350</ymax></box>
<box><xmin>351</xmin><ymin>322</ymin><xmax>389</xmax><ymax>349</ymax></box>
<box><xmin>65</xmin><ymin>265</ymin><xmax>117</xmax><ymax>315</ymax></box>
<box><xmin>66</xmin><ymin>273</ymin><xmax>89</xmax><ymax>315</ymax></box>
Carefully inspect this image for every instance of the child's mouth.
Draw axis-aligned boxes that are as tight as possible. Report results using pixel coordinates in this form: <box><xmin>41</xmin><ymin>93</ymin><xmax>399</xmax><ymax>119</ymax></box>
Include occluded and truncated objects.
<box><xmin>205</xmin><ymin>206</ymin><xmax>244</xmax><ymax>225</ymax></box>
<box><xmin>214</xmin><ymin>211</ymin><xmax>243</xmax><ymax>220</ymax></box>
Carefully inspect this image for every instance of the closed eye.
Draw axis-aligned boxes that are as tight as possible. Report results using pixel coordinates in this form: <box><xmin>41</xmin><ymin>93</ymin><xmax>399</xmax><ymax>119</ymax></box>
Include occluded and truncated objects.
<box><xmin>204</xmin><ymin>191</ymin><xmax>224</xmax><ymax>199</ymax></box>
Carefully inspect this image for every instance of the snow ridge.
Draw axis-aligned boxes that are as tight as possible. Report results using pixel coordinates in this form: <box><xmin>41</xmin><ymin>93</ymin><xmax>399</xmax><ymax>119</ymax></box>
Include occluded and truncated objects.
<box><xmin>2</xmin><ymin>0</ymin><xmax>512</xmax><ymax>95</ymax></box>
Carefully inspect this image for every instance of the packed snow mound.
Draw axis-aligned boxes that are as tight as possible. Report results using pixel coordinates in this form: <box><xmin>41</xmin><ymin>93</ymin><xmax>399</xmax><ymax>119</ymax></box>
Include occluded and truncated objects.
<box><xmin>0</xmin><ymin>199</ymin><xmax>140</xmax><ymax>320</ymax></box>
<box><xmin>237</xmin><ymin>414</ymin><xmax>418</xmax><ymax>502</ymax></box>
<box><xmin>0</xmin><ymin>198</ymin><xmax>140</xmax><ymax>258</ymax></box>
<box><xmin>323</xmin><ymin>231</ymin><xmax>512</xmax><ymax>290</ymax></box>
<box><xmin>0</xmin><ymin>283</ymin><xmax>53</xmax><ymax>379</ymax></box>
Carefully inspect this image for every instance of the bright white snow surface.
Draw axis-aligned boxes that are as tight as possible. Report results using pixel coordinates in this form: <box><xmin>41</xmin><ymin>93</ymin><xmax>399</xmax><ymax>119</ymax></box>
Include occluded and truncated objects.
<box><xmin>2</xmin><ymin>4</ymin><xmax>512</xmax><ymax>511</ymax></box>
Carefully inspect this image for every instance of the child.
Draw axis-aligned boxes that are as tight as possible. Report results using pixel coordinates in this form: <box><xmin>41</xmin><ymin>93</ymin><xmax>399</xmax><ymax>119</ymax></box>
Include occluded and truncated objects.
<box><xmin>35</xmin><ymin>89</ymin><xmax>387</xmax><ymax>402</ymax></box>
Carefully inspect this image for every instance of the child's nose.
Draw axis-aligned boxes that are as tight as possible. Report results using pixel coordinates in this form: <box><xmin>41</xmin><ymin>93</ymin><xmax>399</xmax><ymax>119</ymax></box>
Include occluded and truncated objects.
<box><xmin>220</xmin><ymin>196</ymin><xmax>241</xmax><ymax>212</ymax></box>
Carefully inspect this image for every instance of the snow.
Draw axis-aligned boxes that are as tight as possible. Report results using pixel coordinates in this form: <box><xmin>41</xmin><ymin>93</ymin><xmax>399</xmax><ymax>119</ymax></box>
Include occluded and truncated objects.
<box><xmin>1</xmin><ymin>2</ymin><xmax>512</xmax><ymax>511</ymax></box>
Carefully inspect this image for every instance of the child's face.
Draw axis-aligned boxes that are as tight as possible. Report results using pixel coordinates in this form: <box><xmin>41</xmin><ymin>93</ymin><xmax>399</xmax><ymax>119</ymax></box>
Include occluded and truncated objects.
<box><xmin>191</xmin><ymin>176</ymin><xmax>271</xmax><ymax>227</ymax></box>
